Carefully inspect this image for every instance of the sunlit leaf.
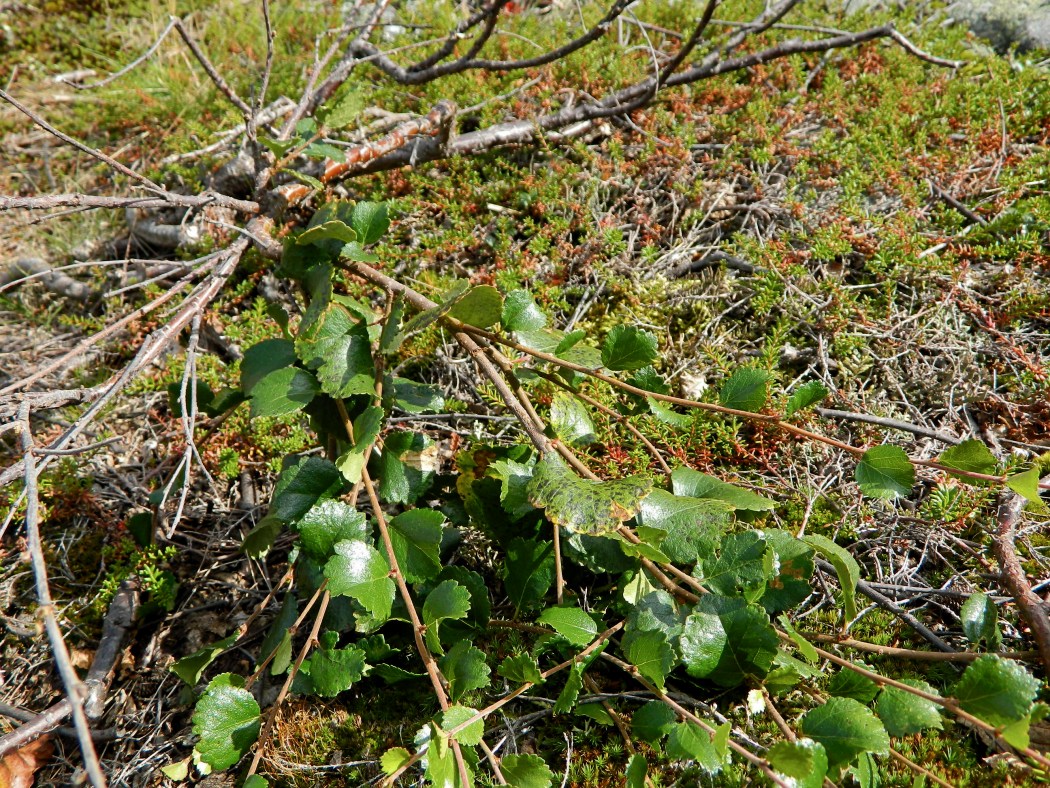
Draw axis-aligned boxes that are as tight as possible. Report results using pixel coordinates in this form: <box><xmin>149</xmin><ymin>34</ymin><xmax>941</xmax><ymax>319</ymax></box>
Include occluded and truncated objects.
<box><xmin>960</xmin><ymin>592</ymin><xmax>1002</xmax><ymax>650</ymax></box>
<box><xmin>601</xmin><ymin>325</ymin><xmax>658</xmax><ymax>371</ymax></box>
<box><xmin>671</xmin><ymin>467</ymin><xmax>775</xmax><ymax>511</ymax></box>
<box><xmin>448</xmin><ymin>285</ymin><xmax>503</xmax><ymax>328</ymax></box>
<box><xmin>876</xmin><ymin>679</ymin><xmax>943</xmax><ymax>736</ymax></box>
<box><xmin>192</xmin><ymin>673</ymin><xmax>261</xmax><ymax>770</ymax></box>
<box><xmin>295</xmin><ymin>304</ymin><xmax>375</xmax><ymax>398</ymax></box>
<box><xmin>324</xmin><ymin>539</ymin><xmax>394</xmax><ymax>622</ymax></box>
<box><xmin>550</xmin><ymin>392</ymin><xmax>597</xmax><ymax>446</ymax></box>
<box><xmin>537</xmin><ymin>605</ymin><xmax>600</xmax><ymax>647</ymax></box>
<box><xmin>802</xmin><ymin>534</ymin><xmax>859</xmax><ymax>624</ymax></box>
<box><xmin>439</xmin><ymin>641</ymin><xmax>491</xmax><ymax>702</ymax></box>
<box><xmin>938</xmin><ymin>439</ymin><xmax>997</xmax><ymax>480</ymax></box>
<box><xmin>785</xmin><ymin>381</ymin><xmax>829</xmax><ymax>417</ymax></box>
<box><xmin>800</xmin><ymin>697</ymin><xmax>889</xmax><ymax>767</ymax></box>
<box><xmin>295</xmin><ymin>500</ymin><xmax>368</xmax><ymax>560</ymax></box>
<box><xmin>719</xmin><ymin>368</ymin><xmax>769</xmax><ymax>412</ymax></box>
<box><xmin>350</xmin><ymin>201</ymin><xmax>389</xmax><ymax>244</ymax></box>
<box><xmin>502</xmin><ymin>289</ymin><xmax>547</xmax><ymax>332</ymax></box>
<box><xmin>953</xmin><ymin>654</ymin><xmax>1040</xmax><ymax>727</ymax></box>
<box><xmin>249</xmin><ymin>367</ymin><xmax>319</xmax><ymax>418</ymax></box>
<box><xmin>388</xmin><ymin>508</ymin><xmax>444</xmax><ymax>583</ymax></box>
<box><xmin>502</xmin><ymin>753</ymin><xmax>555</xmax><ymax>788</ymax></box>
<box><xmin>855</xmin><ymin>445</ymin><xmax>914</xmax><ymax>499</ymax></box>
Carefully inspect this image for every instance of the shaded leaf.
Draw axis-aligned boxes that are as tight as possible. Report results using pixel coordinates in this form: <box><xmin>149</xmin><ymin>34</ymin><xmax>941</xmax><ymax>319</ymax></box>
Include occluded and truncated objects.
<box><xmin>680</xmin><ymin>595</ymin><xmax>778</xmax><ymax>687</ymax></box>
<box><xmin>271</xmin><ymin>456</ymin><xmax>344</xmax><ymax>524</ymax></box>
<box><xmin>192</xmin><ymin>673</ymin><xmax>261</xmax><ymax>770</ymax></box>
<box><xmin>297</xmin><ymin>219</ymin><xmax>356</xmax><ymax>246</ymax></box>
<box><xmin>489</xmin><ymin>458</ymin><xmax>538</xmax><ymax>520</ymax></box>
<box><xmin>666</xmin><ymin>721</ymin><xmax>720</xmax><ymax>772</ymax></box>
<box><xmin>800</xmin><ymin>696</ymin><xmax>889</xmax><ymax>767</ymax></box>
<box><xmin>785</xmin><ymin>381</ymin><xmax>829</xmax><ymax>417</ymax></box>
<box><xmin>698</xmin><ymin>531</ymin><xmax>768</xmax><ymax>601</ymax></box>
<box><xmin>855</xmin><ymin>445</ymin><xmax>914</xmax><ymax>500</ymax></box>
<box><xmin>240</xmin><ymin>338</ymin><xmax>297</xmax><ymax>393</ymax></box>
<box><xmin>171</xmin><ymin>635</ymin><xmax>237</xmax><ymax>686</ymax></box>
<box><xmin>376</xmin><ymin>431</ymin><xmax>437</xmax><ymax>505</ymax></box>
<box><xmin>401</xmin><ymin>279</ymin><xmax>471</xmax><ymax>336</ymax></box>
<box><xmin>625</xmin><ymin>629</ymin><xmax>675</xmax><ymax>691</ymax></box>
<box><xmin>553</xmin><ymin>664</ymin><xmax>583</xmax><ymax>714</ymax></box>
<box><xmin>295</xmin><ymin>305</ymin><xmax>375</xmax><ymax>399</ymax></box>
<box><xmin>767</xmin><ymin>739</ymin><xmax>828</xmax><ymax>788</ymax></box>
<box><xmin>625</xmin><ymin>754</ymin><xmax>647</xmax><ymax>788</ymax></box>
<box><xmin>422</xmin><ymin>580</ymin><xmax>471</xmax><ymax>655</ymax></box>
<box><xmin>635</xmin><ymin>490</ymin><xmax>730</xmax><ymax>563</ymax></box>
<box><xmin>828</xmin><ymin>665</ymin><xmax>879</xmax><ymax>703</ymax></box>
<box><xmin>387</xmin><ymin>377</ymin><xmax>444</xmax><ymax>414</ymax></box>
<box><xmin>499</xmin><ymin>654</ymin><xmax>544</xmax><ymax>685</ymax></box>
<box><xmin>503</xmin><ymin>538</ymin><xmax>554</xmax><ymax>613</ymax></box>
<box><xmin>527</xmin><ymin>454</ymin><xmax>652</xmax><ymax>536</ymax></box>
<box><xmin>761</xmin><ymin>530</ymin><xmax>815</xmax><ymax>613</ymax></box>
<box><xmin>298</xmin><ymin>633</ymin><xmax>367</xmax><ymax>697</ymax></box>
<box><xmin>440</xmin><ymin>641</ymin><xmax>491</xmax><ymax>702</ymax></box>
<box><xmin>601</xmin><ymin>325</ymin><xmax>658</xmax><ymax>371</ymax></box>
<box><xmin>631</xmin><ymin>701</ymin><xmax>676</xmax><ymax>744</ymax></box>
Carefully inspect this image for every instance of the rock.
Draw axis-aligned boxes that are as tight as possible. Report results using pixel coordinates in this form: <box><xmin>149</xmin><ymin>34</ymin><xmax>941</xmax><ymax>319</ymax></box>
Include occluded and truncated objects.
<box><xmin>843</xmin><ymin>0</ymin><xmax>1050</xmax><ymax>53</ymax></box>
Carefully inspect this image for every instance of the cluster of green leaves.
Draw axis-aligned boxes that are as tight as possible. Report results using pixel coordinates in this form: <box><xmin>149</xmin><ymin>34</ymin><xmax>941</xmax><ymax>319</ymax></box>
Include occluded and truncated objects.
<box><xmin>168</xmin><ymin>200</ymin><xmax>1047</xmax><ymax>788</ymax></box>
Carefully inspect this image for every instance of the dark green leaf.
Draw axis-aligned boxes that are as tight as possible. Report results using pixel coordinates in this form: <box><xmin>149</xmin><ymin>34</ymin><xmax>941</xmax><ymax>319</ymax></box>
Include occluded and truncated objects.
<box><xmin>503</xmin><ymin>538</ymin><xmax>555</xmax><ymax>613</ymax></box>
<box><xmin>802</xmin><ymin>534</ymin><xmax>859</xmax><ymax>624</ymax></box>
<box><xmin>242</xmin><ymin>515</ymin><xmax>281</xmax><ymax>559</ymax></box>
<box><xmin>499</xmin><ymin>654</ymin><xmax>544</xmax><ymax>685</ymax></box>
<box><xmin>671</xmin><ymin>467</ymin><xmax>775</xmax><ymax>511</ymax></box>
<box><xmin>855</xmin><ymin>445</ymin><xmax>915</xmax><ymax>500</ymax></box>
<box><xmin>376</xmin><ymin>431</ymin><xmax>437</xmax><ymax>505</ymax></box>
<box><xmin>666</xmin><ymin>721</ymin><xmax>719</xmax><ymax>772</ymax></box>
<box><xmin>324</xmin><ymin>539</ymin><xmax>394</xmax><ymax>622</ymax></box>
<box><xmin>171</xmin><ymin>635</ymin><xmax>237</xmax><ymax>686</ymax></box>
<box><xmin>298</xmin><ymin>633</ymin><xmax>367</xmax><ymax>697</ymax></box>
<box><xmin>296</xmin><ymin>500</ymin><xmax>368</xmax><ymax>560</ymax></box>
<box><xmin>785</xmin><ymin>381</ymin><xmax>829</xmax><ymax>417</ymax></box>
<box><xmin>439</xmin><ymin>641</ymin><xmax>491</xmax><ymax>702</ymax></box>
<box><xmin>379</xmin><ymin>294</ymin><xmax>405</xmax><ymax>354</ymax></box>
<box><xmin>295</xmin><ymin>305</ymin><xmax>375</xmax><ymax>398</ymax></box>
<box><xmin>259</xmin><ymin>594</ymin><xmax>297</xmax><ymax>676</ymax></box>
<box><xmin>953</xmin><ymin>654</ymin><xmax>1040</xmax><ymax>727</ymax></box>
<box><xmin>282</xmin><ymin>168</ymin><xmax>324</xmax><ymax>192</ymax></box>
<box><xmin>387</xmin><ymin>377</ymin><xmax>445</xmax><ymax>414</ymax></box>
<box><xmin>350</xmin><ymin>201</ymin><xmax>389</xmax><ymax>244</ymax></box>
<box><xmin>271</xmin><ymin>456</ymin><xmax>344</xmax><ymax>524</ymax></box>
<box><xmin>828</xmin><ymin>665</ymin><xmax>879</xmax><ymax>703</ymax></box>
<box><xmin>388</xmin><ymin>508</ymin><xmax>444</xmax><ymax>583</ymax></box>
<box><xmin>631</xmin><ymin>701</ymin><xmax>676</xmax><ymax>744</ymax></box>
<box><xmin>553</xmin><ymin>664</ymin><xmax>583</xmax><ymax>714</ymax></box>
<box><xmin>527</xmin><ymin>454</ymin><xmax>652</xmax><ymax>536</ymax></box>
<box><xmin>422</xmin><ymin>580</ymin><xmax>471</xmax><ymax>654</ymax></box>
<box><xmin>448</xmin><ymin>285</ymin><xmax>503</xmax><ymax>328</ymax></box>
<box><xmin>601</xmin><ymin>325</ymin><xmax>659</xmax><ymax>371</ymax></box>
<box><xmin>680</xmin><ymin>605</ymin><xmax>726</xmax><ymax>679</ymax></box>
<box><xmin>800</xmin><ymin>697</ymin><xmax>890</xmax><ymax>767</ymax></box>
<box><xmin>760</xmin><ymin>530</ymin><xmax>815</xmax><ymax>613</ymax></box>
<box><xmin>550</xmin><ymin>392</ymin><xmax>597</xmax><ymax>446</ymax></box>
<box><xmin>938</xmin><ymin>439</ymin><xmax>997</xmax><ymax>480</ymax></box>
<box><xmin>719</xmin><ymin>368</ymin><xmax>769</xmax><ymax>412</ymax></box>
<box><xmin>249</xmin><ymin>367</ymin><xmax>319</xmax><ymax>418</ymax></box>
<box><xmin>625</xmin><ymin>754</ymin><xmax>646</xmax><ymax>788</ymax></box>
<box><xmin>680</xmin><ymin>596</ymin><xmax>778</xmax><ymax>687</ymax></box>
<box><xmin>698</xmin><ymin>531</ymin><xmax>768</xmax><ymax>601</ymax></box>
<box><xmin>537</xmin><ymin>606</ymin><xmax>600</xmax><ymax>647</ymax></box>
<box><xmin>401</xmin><ymin>279</ymin><xmax>471</xmax><ymax>336</ymax></box>
<box><xmin>960</xmin><ymin>592</ymin><xmax>1002</xmax><ymax>650</ymax></box>
<box><xmin>625</xmin><ymin>630</ymin><xmax>675</xmax><ymax>691</ymax></box>
<box><xmin>502</xmin><ymin>753</ymin><xmax>555</xmax><ymax>788</ymax></box>
<box><xmin>576</xmin><ymin>703</ymin><xmax>615</xmax><ymax>725</ymax></box>
<box><xmin>876</xmin><ymin>679</ymin><xmax>943</xmax><ymax>736</ymax></box>
<box><xmin>192</xmin><ymin>673</ymin><xmax>261</xmax><ymax>770</ymax></box>
<box><xmin>555</xmin><ymin>330</ymin><xmax>586</xmax><ymax>354</ymax></box>
<box><xmin>502</xmin><ymin>289</ymin><xmax>547</xmax><ymax>332</ymax></box>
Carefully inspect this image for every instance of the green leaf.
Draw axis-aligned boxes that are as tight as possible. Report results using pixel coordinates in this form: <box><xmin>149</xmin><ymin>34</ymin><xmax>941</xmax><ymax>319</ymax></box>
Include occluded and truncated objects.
<box><xmin>876</xmin><ymin>680</ymin><xmax>943</xmax><ymax>737</ymax></box>
<box><xmin>191</xmin><ymin>673</ymin><xmax>261</xmax><ymax>770</ymax></box>
<box><xmin>680</xmin><ymin>596</ymin><xmax>778</xmax><ymax>687</ymax></box>
<box><xmin>381</xmin><ymin>747</ymin><xmax>412</xmax><ymax>776</ymax></box>
<box><xmin>800</xmin><ymin>696</ymin><xmax>890</xmax><ymax>767</ymax></box>
<box><xmin>502</xmin><ymin>289</ymin><xmax>547</xmax><ymax>332</ymax></box>
<box><xmin>388</xmin><ymin>508</ymin><xmax>444</xmax><ymax>583</ymax></box>
<box><xmin>550</xmin><ymin>392</ymin><xmax>597</xmax><ymax>446</ymax></box>
<box><xmin>242</xmin><ymin>515</ymin><xmax>282</xmax><ymax>559</ymax></box>
<box><xmin>297</xmin><ymin>220</ymin><xmax>356</xmax><ymax>246</ymax></box>
<box><xmin>537</xmin><ymin>605</ymin><xmax>600</xmax><ymax>647</ymax></box>
<box><xmin>555</xmin><ymin>330</ymin><xmax>586</xmax><ymax>354</ymax></box>
<box><xmin>259</xmin><ymin>594</ymin><xmax>297</xmax><ymax>676</ymax></box>
<box><xmin>324</xmin><ymin>539</ymin><xmax>394</xmax><ymax>622</ymax></box>
<box><xmin>503</xmin><ymin>538</ymin><xmax>554</xmax><ymax>613</ymax></box>
<box><xmin>336</xmin><ymin>406</ymin><xmax>384</xmax><ymax>484</ymax></box>
<box><xmin>527</xmin><ymin>454</ymin><xmax>652</xmax><ymax>536</ymax></box>
<box><xmin>249</xmin><ymin>366</ymin><xmax>319</xmax><ymax>418</ymax></box>
<box><xmin>376</xmin><ymin>431</ymin><xmax>437</xmax><ymax>505</ymax></box>
<box><xmin>440</xmin><ymin>641</ymin><xmax>491</xmax><ymax>702</ymax></box>
<box><xmin>422</xmin><ymin>580</ymin><xmax>471</xmax><ymax>655</ymax></box>
<box><xmin>1001</xmin><ymin>702</ymin><xmax>1050</xmax><ymax>750</ymax></box>
<box><xmin>625</xmin><ymin>754</ymin><xmax>647</xmax><ymax>788</ymax></box>
<box><xmin>666</xmin><ymin>721</ymin><xmax>720</xmax><ymax>772</ymax></box>
<box><xmin>938</xmin><ymin>439</ymin><xmax>997</xmax><ymax>480</ymax></box>
<box><xmin>270</xmin><ymin>456</ymin><xmax>344</xmax><ymax>524</ymax></box>
<box><xmin>350</xmin><ymin>201</ymin><xmax>389</xmax><ymax>244</ymax></box>
<box><xmin>240</xmin><ymin>339</ymin><xmax>297</xmax><ymax>393</ymax></box>
<box><xmin>631</xmin><ymin>701</ymin><xmax>676</xmax><ymax>744</ymax></box>
<box><xmin>387</xmin><ymin>377</ymin><xmax>445</xmax><ymax>414</ymax></box>
<box><xmin>489</xmin><ymin>458</ymin><xmax>538</xmax><ymax>521</ymax></box>
<box><xmin>960</xmin><ymin>592</ymin><xmax>1002</xmax><ymax>650</ymax></box>
<box><xmin>295</xmin><ymin>305</ymin><xmax>375</xmax><ymax>398</ymax></box>
<box><xmin>719</xmin><ymin>368</ymin><xmax>770</xmax><ymax>412</ymax></box>
<box><xmin>802</xmin><ymin>534</ymin><xmax>859</xmax><ymax>624</ymax></box>
<box><xmin>440</xmin><ymin>705</ymin><xmax>485</xmax><ymax>745</ymax></box>
<box><xmin>635</xmin><ymin>490</ymin><xmax>730</xmax><ymax>563</ymax></box>
<box><xmin>953</xmin><ymin>654</ymin><xmax>1040</xmax><ymax>727</ymax></box>
<box><xmin>318</xmin><ymin>86</ymin><xmax>364</xmax><ymax>129</ymax></box>
<box><xmin>499</xmin><ymin>654</ymin><xmax>544</xmax><ymax>685</ymax></box>
<box><xmin>1006</xmin><ymin>468</ymin><xmax>1049</xmax><ymax>513</ymax></box>
<box><xmin>448</xmin><ymin>285</ymin><xmax>503</xmax><ymax>328</ymax></box>
<box><xmin>671</xmin><ymin>467</ymin><xmax>775</xmax><ymax>511</ymax></box>
<box><xmin>379</xmin><ymin>294</ymin><xmax>405</xmax><ymax>354</ymax></box>
<box><xmin>647</xmin><ymin>397</ymin><xmax>693</xmax><ymax>428</ymax></box>
<box><xmin>761</xmin><ymin>530</ymin><xmax>815</xmax><ymax>613</ymax></box>
<box><xmin>698</xmin><ymin>531</ymin><xmax>768</xmax><ymax>601</ymax></box>
<box><xmin>502</xmin><ymin>753</ymin><xmax>555</xmax><ymax>788</ymax></box>
<box><xmin>171</xmin><ymin>635</ymin><xmax>237</xmax><ymax>686</ymax></box>
<box><xmin>553</xmin><ymin>664</ymin><xmax>583</xmax><ymax>714</ymax></box>
<box><xmin>282</xmin><ymin>168</ymin><xmax>324</xmax><ymax>192</ymax></box>
<box><xmin>767</xmin><ymin>739</ymin><xmax>828</xmax><ymax>788</ymax></box>
<box><xmin>298</xmin><ymin>633</ymin><xmax>367</xmax><ymax>697</ymax></box>
<box><xmin>295</xmin><ymin>500</ymin><xmax>368</xmax><ymax>560</ymax></box>
<box><xmin>855</xmin><ymin>445</ymin><xmax>915</xmax><ymax>500</ymax></box>
<box><xmin>401</xmin><ymin>279</ymin><xmax>471</xmax><ymax>336</ymax></box>
<box><xmin>777</xmin><ymin>615</ymin><xmax>818</xmax><ymax>663</ymax></box>
<box><xmin>576</xmin><ymin>703</ymin><xmax>615</xmax><ymax>725</ymax></box>
<box><xmin>160</xmin><ymin>759</ymin><xmax>189</xmax><ymax>780</ymax></box>
<box><xmin>624</xmin><ymin>630</ymin><xmax>675</xmax><ymax>691</ymax></box>
<box><xmin>828</xmin><ymin>665</ymin><xmax>879</xmax><ymax>703</ymax></box>
<box><xmin>341</xmin><ymin>241</ymin><xmax>378</xmax><ymax>263</ymax></box>
<box><xmin>601</xmin><ymin>325</ymin><xmax>659</xmax><ymax>371</ymax></box>
<box><xmin>785</xmin><ymin>380</ymin><xmax>829</xmax><ymax>417</ymax></box>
